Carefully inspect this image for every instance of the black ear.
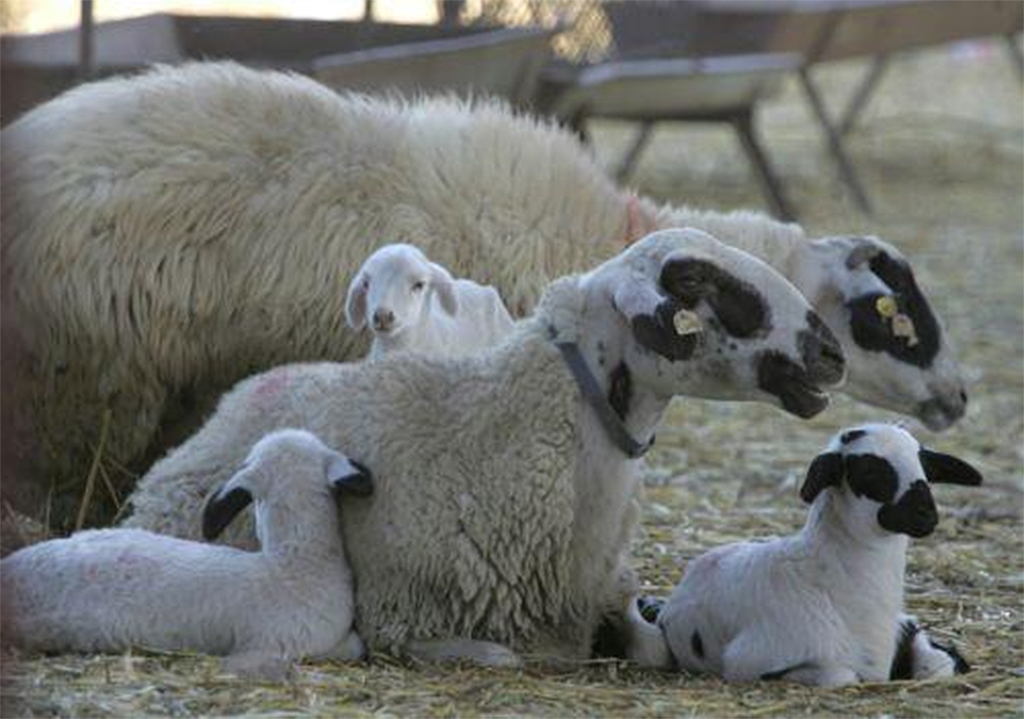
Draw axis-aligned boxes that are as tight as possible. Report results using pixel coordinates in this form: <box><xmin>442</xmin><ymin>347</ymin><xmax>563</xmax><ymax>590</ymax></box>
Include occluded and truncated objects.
<box><xmin>202</xmin><ymin>486</ymin><xmax>253</xmax><ymax>541</ymax></box>
<box><xmin>800</xmin><ymin>452</ymin><xmax>844</xmax><ymax>503</ymax></box>
<box><xmin>329</xmin><ymin>458</ymin><xmax>374</xmax><ymax>497</ymax></box>
<box><xmin>919</xmin><ymin>448</ymin><xmax>983</xmax><ymax>487</ymax></box>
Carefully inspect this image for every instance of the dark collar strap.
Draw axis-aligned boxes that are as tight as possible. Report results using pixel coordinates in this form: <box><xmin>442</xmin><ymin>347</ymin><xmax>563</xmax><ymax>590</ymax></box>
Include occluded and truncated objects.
<box><xmin>554</xmin><ymin>341</ymin><xmax>655</xmax><ymax>459</ymax></box>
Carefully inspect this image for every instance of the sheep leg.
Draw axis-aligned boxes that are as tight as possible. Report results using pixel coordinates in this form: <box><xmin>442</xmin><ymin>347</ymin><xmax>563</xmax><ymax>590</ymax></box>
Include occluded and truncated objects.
<box><xmin>316</xmin><ymin>632</ymin><xmax>366</xmax><ymax>663</ymax></box>
<box><xmin>722</xmin><ymin>632</ymin><xmax>856</xmax><ymax>686</ymax></box>
<box><xmin>221</xmin><ymin>650</ymin><xmax>295</xmax><ymax>681</ymax></box>
<box><xmin>774</xmin><ymin>663</ymin><xmax>859</xmax><ymax>687</ymax></box>
<box><xmin>404</xmin><ymin>638</ymin><xmax>523</xmax><ymax>668</ymax></box>
<box><xmin>623</xmin><ymin>595</ymin><xmax>673</xmax><ymax>669</ymax></box>
<box><xmin>895</xmin><ymin>613</ymin><xmax>969</xmax><ymax>679</ymax></box>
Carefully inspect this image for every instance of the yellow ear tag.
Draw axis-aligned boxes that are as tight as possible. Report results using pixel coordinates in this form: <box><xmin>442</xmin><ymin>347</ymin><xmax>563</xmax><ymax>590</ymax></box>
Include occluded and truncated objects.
<box><xmin>891</xmin><ymin>313</ymin><xmax>919</xmax><ymax>347</ymax></box>
<box><xmin>875</xmin><ymin>295</ymin><xmax>898</xmax><ymax>319</ymax></box>
<box><xmin>673</xmin><ymin>308</ymin><xmax>703</xmax><ymax>337</ymax></box>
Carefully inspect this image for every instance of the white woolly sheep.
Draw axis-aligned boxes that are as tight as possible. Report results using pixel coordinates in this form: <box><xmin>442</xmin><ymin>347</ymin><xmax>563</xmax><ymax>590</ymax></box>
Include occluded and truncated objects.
<box><xmin>124</xmin><ymin>229</ymin><xmax>845</xmax><ymax>665</ymax></box>
<box><xmin>0</xmin><ymin>428</ymin><xmax>373</xmax><ymax>678</ymax></box>
<box><xmin>0</xmin><ymin>61</ymin><xmax>966</xmax><ymax>513</ymax></box>
<box><xmin>656</xmin><ymin>423</ymin><xmax>981</xmax><ymax>686</ymax></box>
<box><xmin>345</xmin><ymin>243</ymin><xmax>514</xmax><ymax>359</ymax></box>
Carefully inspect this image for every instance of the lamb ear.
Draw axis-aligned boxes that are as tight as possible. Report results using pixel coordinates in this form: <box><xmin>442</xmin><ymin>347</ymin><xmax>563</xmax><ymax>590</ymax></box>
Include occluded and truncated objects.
<box><xmin>345</xmin><ymin>272</ymin><xmax>368</xmax><ymax>330</ymax></box>
<box><xmin>428</xmin><ymin>262</ymin><xmax>458</xmax><ymax>316</ymax></box>
<box><xmin>202</xmin><ymin>485</ymin><xmax>254</xmax><ymax>541</ymax></box>
<box><xmin>328</xmin><ymin>456</ymin><xmax>374</xmax><ymax>497</ymax></box>
<box><xmin>919</xmin><ymin>448</ymin><xmax>983</xmax><ymax>486</ymax></box>
<box><xmin>800</xmin><ymin>452</ymin><xmax>844</xmax><ymax>503</ymax></box>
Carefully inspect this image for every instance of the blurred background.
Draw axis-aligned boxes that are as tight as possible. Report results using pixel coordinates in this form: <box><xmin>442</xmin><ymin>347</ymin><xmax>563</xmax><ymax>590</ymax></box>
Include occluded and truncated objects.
<box><xmin>1</xmin><ymin>3</ymin><xmax>1022</xmax><ymax>716</ymax></box>
<box><xmin>2</xmin><ymin>0</ymin><xmax>1021</xmax><ymax>223</ymax></box>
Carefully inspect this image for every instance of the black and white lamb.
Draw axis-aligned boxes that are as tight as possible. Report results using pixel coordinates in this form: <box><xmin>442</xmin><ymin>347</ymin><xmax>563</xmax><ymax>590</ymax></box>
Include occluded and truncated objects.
<box><xmin>124</xmin><ymin>229</ymin><xmax>845</xmax><ymax>665</ymax></box>
<box><xmin>657</xmin><ymin>423</ymin><xmax>981</xmax><ymax>686</ymax></box>
<box><xmin>0</xmin><ymin>429</ymin><xmax>372</xmax><ymax>678</ymax></box>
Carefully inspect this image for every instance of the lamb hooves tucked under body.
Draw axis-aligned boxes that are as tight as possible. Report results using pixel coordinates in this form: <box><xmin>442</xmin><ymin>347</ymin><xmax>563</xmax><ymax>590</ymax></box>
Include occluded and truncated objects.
<box><xmin>656</xmin><ymin>423</ymin><xmax>982</xmax><ymax>685</ymax></box>
<box><xmin>1</xmin><ymin>429</ymin><xmax>372</xmax><ymax>678</ymax></box>
<box><xmin>124</xmin><ymin>228</ymin><xmax>843</xmax><ymax>664</ymax></box>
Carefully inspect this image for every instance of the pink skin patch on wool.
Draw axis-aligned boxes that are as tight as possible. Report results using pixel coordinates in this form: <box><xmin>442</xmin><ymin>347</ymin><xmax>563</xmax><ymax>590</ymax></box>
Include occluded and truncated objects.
<box><xmin>252</xmin><ymin>367</ymin><xmax>290</xmax><ymax>407</ymax></box>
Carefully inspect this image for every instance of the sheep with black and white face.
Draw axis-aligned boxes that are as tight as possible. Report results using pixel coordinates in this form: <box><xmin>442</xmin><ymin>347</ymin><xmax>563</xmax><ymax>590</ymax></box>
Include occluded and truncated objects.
<box><xmin>656</xmin><ymin>423</ymin><xmax>981</xmax><ymax>686</ymax></box>
<box><xmin>124</xmin><ymin>228</ymin><xmax>845</xmax><ymax>666</ymax></box>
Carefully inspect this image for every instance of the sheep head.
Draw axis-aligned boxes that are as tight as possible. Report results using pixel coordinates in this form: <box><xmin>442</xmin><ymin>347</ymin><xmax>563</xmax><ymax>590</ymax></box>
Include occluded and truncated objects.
<box><xmin>345</xmin><ymin>243</ymin><xmax>458</xmax><ymax>341</ymax></box>
<box><xmin>574</xmin><ymin>228</ymin><xmax>846</xmax><ymax>420</ymax></box>
<box><xmin>788</xmin><ymin>235</ymin><xmax>967</xmax><ymax>431</ymax></box>
<box><xmin>800</xmin><ymin>424</ymin><xmax>982</xmax><ymax>540</ymax></box>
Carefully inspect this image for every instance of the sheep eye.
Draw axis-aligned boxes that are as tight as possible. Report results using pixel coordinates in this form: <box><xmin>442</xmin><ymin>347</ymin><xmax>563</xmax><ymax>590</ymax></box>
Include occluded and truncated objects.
<box><xmin>411</xmin><ymin>281</ymin><xmax>425</xmax><ymax>292</ymax></box>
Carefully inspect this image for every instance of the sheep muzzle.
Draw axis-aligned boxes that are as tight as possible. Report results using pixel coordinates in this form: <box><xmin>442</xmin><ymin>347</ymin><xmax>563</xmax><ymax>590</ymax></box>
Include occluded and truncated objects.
<box><xmin>876</xmin><ymin>480</ymin><xmax>938</xmax><ymax>538</ymax></box>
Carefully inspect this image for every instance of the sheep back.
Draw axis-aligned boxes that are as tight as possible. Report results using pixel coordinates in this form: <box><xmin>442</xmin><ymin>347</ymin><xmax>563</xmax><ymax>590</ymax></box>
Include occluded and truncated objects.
<box><xmin>1</xmin><ymin>61</ymin><xmax>629</xmax><ymax>517</ymax></box>
<box><xmin>127</xmin><ymin>321</ymin><xmax>596</xmax><ymax>656</ymax></box>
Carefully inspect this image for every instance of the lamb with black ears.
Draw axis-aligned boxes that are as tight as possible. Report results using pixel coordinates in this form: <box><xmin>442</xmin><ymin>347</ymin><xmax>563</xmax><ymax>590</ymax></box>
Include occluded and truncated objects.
<box><xmin>1</xmin><ymin>429</ymin><xmax>372</xmax><ymax>679</ymax></box>
<box><xmin>657</xmin><ymin>423</ymin><xmax>981</xmax><ymax>686</ymax></box>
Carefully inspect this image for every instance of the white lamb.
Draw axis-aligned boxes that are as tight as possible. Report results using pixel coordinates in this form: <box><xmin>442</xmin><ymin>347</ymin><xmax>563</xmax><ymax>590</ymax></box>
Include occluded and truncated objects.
<box><xmin>124</xmin><ymin>229</ymin><xmax>845</xmax><ymax>665</ymax></box>
<box><xmin>1</xmin><ymin>61</ymin><xmax>966</xmax><ymax>511</ymax></box>
<box><xmin>657</xmin><ymin>423</ymin><xmax>981</xmax><ymax>686</ymax></box>
<box><xmin>345</xmin><ymin>243</ymin><xmax>514</xmax><ymax>359</ymax></box>
<box><xmin>0</xmin><ymin>428</ymin><xmax>373</xmax><ymax>678</ymax></box>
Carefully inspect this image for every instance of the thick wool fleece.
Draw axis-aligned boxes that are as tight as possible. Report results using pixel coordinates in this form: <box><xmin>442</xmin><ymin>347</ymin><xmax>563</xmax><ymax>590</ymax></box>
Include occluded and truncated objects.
<box><xmin>126</xmin><ymin>280</ymin><xmax>625</xmax><ymax>659</ymax></box>
<box><xmin>0</xmin><ymin>62</ymin><xmax>639</xmax><ymax>493</ymax></box>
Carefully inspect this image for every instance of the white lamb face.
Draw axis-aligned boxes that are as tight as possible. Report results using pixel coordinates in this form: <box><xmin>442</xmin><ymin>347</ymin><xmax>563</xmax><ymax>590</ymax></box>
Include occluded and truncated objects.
<box><xmin>583</xmin><ymin>229</ymin><xmax>846</xmax><ymax>419</ymax></box>
<box><xmin>800</xmin><ymin>424</ymin><xmax>982</xmax><ymax>541</ymax></box>
<box><xmin>789</xmin><ymin>236</ymin><xmax>967</xmax><ymax>431</ymax></box>
<box><xmin>345</xmin><ymin>243</ymin><xmax>457</xmax><ymax>340</ymax></box>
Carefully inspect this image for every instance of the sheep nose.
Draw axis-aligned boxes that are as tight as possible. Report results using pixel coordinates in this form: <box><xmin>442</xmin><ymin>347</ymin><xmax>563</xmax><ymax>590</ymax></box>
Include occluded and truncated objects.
<box><xmin>918</xmin><ymin>383</ymin><xmax>967</xmax><ymax>430</ymax></box>
<box><xmin>372</xmin><ymin>310</ymin><xmax>395</xmax><ymax>331</ymax></box>
<box><xmin>799</xmin><ymin>311</ymin><xmax>846</xmax><ymax>387</ymax></box>
<box><xmin>372</xmin><ymin>308</ymin><xmax>395</xmax><ymax>332</ymax></box>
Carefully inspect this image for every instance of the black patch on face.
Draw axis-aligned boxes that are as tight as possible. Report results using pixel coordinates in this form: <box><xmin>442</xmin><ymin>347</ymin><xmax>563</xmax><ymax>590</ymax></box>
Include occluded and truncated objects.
<box><xmin>889</xmin><ymin>616</ymin><xmax>920</xmax><ymax>680</ymax></box>
<box><xmin>691</xmin><ymin>631</ymin><xmax>705</xmax><ymax>659</ymax></box>
<box><xmin>607</xmin><ymin>362</ymin><xmax>632</xmax><ymax>421</ymax></box>
<box><xmin>630</xmin><ymin>297</ymin><xmax>701</xmax><ymax>362</ymax></box>
<box><xmin>202</xmin><ymin>486</ymin><xmax>253</xmax><ymax>541</ymax></box>
<box><xmin>660</xmin><ymin>258</ymin><xmax>770</xmax><ymax>338</ymax></box>
<box><xmin>846</xmin><ymin>252</ymin><xmax>941</xmax><ymax>368</ymax></box>
<box><xmin>877</xmin><ymin>480</ymin><xmax>938</xmax><ymax>538</ymax></box>
<box><xmin>798</xmin><ymin>311</ymin><xmax>846</xmax><ymax>386</ymax></box>
<box><xmin>840</xmin><ymin>429</ymin><xmax>866</xmax><ymax>445</ymax></box>
<box><xmin>846</xmin><ymin>454</ymin><xmax>899</xmax><ymax>504</ymax></box>
<box><xmin>756</xmin><ymin>351</ymin><xmax>829</xmax><ymax>419</ymax></box>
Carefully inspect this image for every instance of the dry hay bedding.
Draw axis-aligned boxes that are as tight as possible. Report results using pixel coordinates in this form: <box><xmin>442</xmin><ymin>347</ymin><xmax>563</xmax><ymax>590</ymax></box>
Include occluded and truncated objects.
<box><xmin>2</xmin><ymin>46</ymin><xmax>1022</xmax><ymax>718</ymax></box>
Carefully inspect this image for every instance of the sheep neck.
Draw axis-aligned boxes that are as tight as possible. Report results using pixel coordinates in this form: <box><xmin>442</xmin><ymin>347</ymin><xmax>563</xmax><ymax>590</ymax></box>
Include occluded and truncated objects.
<box><xmin>254</xmin><ymin>499</ymin><xmax>346</xmax><ymax>562</ymax></box>
<box><xmin>554</xmin><ymin>341</ymin><xmax>654</xmax><ymax>459</ymax></box>
<box><xmin>800</xmin><ymin>492</ymin><xmax>908</xmax><ymax>611</ymax></box>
